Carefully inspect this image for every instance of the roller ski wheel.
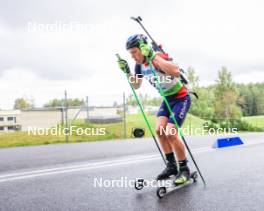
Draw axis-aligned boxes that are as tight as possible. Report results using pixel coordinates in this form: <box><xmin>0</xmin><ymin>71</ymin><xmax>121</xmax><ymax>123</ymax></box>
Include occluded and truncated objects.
<box><xmin>157</xmin><ymin>187</ymin><xmax>167</xmax><ymax>198</ymax></box>
<box><xmin>191</xmin><ymin>171</ymin><xmax>198</xmax><ymax>183</ymax></box>
<box><xmin>134</xmin><ymin>178</ymin><xmax>145</xmax><ymax>190</ymax></box>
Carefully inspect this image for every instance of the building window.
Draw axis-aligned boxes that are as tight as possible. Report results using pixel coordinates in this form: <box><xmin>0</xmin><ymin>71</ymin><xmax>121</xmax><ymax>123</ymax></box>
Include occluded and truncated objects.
<box><xmin>0</xmin><ymin>117</ymin><xmax>4</xmax><ymax>121</ymax></box>
<box><xmin>7</xmin><ymin>126</ymin><xmax>15</xmax><ymax>130</ymax></box>
<box><xmin>7</xmin><ymin>117</ymin><xmax>14</xmax><ymax>121</ymax></box>
<box><xmin>0</xmin><ymin>126</ymin><xmax>4</xmax><ymax>131</ymax></box>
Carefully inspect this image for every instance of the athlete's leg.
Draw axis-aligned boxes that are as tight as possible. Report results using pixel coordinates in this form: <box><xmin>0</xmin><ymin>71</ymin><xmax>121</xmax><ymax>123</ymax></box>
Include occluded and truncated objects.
<box><xmin>166</xmin><ymin>95</ymin><xmax>191</xmax><ymax>160</ymax></box>
<box><xmin>156</xmin><ymin>103</ymin><xmax>178</xmax><ymax>180</ymax></box>
<box><xmin>165</xmin><ymin>95</ymin><xmax>191</xmax><ymax>184</ymax></box>
<box><xmin>155</xmin><ymin>116</ymin><xmax>172</xmax><ymax>154</ymax></box>
<box><xmin>166</xmin><ymin>123</ymin><xmax>186</xmax><ymax>161</ymax></box>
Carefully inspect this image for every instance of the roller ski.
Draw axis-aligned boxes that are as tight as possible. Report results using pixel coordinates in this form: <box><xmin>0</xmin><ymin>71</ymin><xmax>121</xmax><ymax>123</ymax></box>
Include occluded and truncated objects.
<box><xmin>156</xmin><ymin>163</ymin><xmax>197</xmax><ymax>198</ymax></box>
<box><xmin>134</xmin><ymin>171</ymin><xmax>198</xmax><ymax>198</ymax></box>
<box><xmin>156</xmin><ymin>171</ymin><xmax>198</xmax><ymax>198</ymax></box>
<box><xmin>133</xmin><ymin>161</ymin><xmax>178</xmax><ymax>191</ymax></box>
<box><xmin>134</xmin><ymin>161</ymin><xmax>199</xmax><ymax>198</ymax></box>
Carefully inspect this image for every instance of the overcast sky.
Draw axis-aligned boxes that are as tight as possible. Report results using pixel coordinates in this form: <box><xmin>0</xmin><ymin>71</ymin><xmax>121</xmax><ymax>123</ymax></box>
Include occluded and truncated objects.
<box><xmin>0</xmin><ymin>0</ymin><xmax>263</xmax><ymax>109</ymax></box>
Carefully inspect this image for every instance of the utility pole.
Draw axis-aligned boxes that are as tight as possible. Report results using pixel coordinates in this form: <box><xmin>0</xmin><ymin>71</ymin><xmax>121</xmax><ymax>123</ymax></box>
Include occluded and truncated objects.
<box><xmin>86</xmin><ymin>96</ymin><xmax>89</xmax><ymax>123</ymax></box>
<box><xmin>61</xmin><ymin>102</ymin><xmax>64</xmax><ymax>126</ymax></box>
<box><xmin>123</xmin><ymin>92</ymin><xmax>126</xmax><ymax>138</ymax></box>
<box><xmin>64</xmin><ymin>90</ymin><xmax>69</xmax><ymax>142</ymax></box>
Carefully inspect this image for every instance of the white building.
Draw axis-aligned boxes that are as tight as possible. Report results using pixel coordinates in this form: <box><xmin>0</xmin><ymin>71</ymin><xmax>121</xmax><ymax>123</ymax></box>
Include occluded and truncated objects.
<box><xmin>0</xmin><ymin>110</ymin><xmax>21</xmax><ymax>132</ymax></box>
<box><xmin>0</xmin><ymin>106</ymin><xmax>122</xmax><ymax>132</ymax></box>
<box><xmin>127</xmin><ymin>105</ymin><xmax>159</xmax><ymax>115</ymax></box>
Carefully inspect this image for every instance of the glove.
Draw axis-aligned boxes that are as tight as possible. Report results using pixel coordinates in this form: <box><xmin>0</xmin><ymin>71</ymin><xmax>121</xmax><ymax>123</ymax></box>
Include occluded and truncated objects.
<box><xmin>117</xmin><ymin>58</ymin><xmax>130</xmax><ymax>74</ymax></box>
<box><xmin>139</xmin><ymin>41</ymin><xmax>156</xmax><ymax>61</ymax></box>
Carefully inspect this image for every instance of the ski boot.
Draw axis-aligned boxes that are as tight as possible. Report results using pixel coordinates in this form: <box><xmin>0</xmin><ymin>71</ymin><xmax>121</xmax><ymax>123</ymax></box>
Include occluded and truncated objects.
<box><xmin>156</xmin><ymin>162</ymin><xmax>178</xmax><ymax>180</ymax></box>
<box><xmin>174</xmin><ymin>165</ymin><xmax>190</xmax><ymax>185</ymax></box>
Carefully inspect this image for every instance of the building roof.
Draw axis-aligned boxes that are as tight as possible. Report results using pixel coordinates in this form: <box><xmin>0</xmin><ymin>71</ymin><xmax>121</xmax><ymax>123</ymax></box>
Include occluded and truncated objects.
<box><xmin>0</xmin><ymin>110</ymin><xmax>21</xmax><ymax>116</ymax></box>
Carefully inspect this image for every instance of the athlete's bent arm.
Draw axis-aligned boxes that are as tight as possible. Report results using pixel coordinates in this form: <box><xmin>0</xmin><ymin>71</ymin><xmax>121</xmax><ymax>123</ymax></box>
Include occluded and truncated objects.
<box><xmin>153</xmin><ymin>55</ymin><xmax>180</xmax><ymax>77</ymax></box>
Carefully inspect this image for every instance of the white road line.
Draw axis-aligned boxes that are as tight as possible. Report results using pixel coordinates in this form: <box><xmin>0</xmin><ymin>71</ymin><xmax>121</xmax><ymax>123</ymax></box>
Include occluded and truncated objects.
<box><xmin>0</xmin><ymin>154</ymin><xmax>159</xmax><ymax>180</ymax></box>
<box><xmin>0</xmin><ymin>142</ymin><xmax>262</xmax><ymax>183</ymax></box>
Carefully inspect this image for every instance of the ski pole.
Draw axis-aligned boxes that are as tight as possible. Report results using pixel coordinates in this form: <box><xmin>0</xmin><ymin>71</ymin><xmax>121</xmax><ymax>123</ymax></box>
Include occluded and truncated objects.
<box><xmin>115</xmin><ymin>54</ymin><xmax>166</xmax><ymax>165</ymax></box>
<box><xmin>131</xmin><ymin>16</ymin><xmax>165</xmax><ymax>54</ymax></box>
<box><xmin>131</xmin><ymin>16</ymin><xmax>189</xmax><ymax>85</ymax></box>
<box><xmin>144</xmin><ymin>52</ymin><xmax>206</xmax><ymax>187</ymax></box>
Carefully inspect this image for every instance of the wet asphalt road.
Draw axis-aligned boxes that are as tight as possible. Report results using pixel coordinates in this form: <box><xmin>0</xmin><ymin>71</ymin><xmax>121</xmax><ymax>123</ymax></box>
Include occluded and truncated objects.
<box><xmin>0</xmin><ymin>133</ymin><xmax>264</xmax><ymax>211</ymax></box>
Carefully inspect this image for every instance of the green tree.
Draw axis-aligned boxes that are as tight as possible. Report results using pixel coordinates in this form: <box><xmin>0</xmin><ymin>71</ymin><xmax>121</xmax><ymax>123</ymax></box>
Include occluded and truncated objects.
<box><xmin>214</xmin><ymin>67</ymin><xmax>242</xmax><ymax>120</ymax></box>
<box><xmin>14</xmin><ymin>98</ymin><xmax>33</xmax><ymax>109</ymax></box>
<box><xmin>186</xmin><ymin>66</ymin><xmax>199</xmax><ymax>89</ymax></box>
<box><xmin>236</xmin><ymin>83</ymin><xmax>264</xmax><ymax>116</ymax></box>
<box><xmin>185</xmin><ymin>67</ymin><xmax>214</xmax><ymax>119</ymax></box>
<box><xmin>44</xmin><ymin>98</ymin><xmax>85</xmax><ymax>107</ymax></box>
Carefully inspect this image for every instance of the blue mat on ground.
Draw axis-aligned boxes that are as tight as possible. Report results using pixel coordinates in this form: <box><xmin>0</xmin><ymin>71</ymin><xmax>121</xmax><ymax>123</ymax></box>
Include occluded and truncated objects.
<box><xmin>213</xmin><ymin>136</ymin><xmax>244</xmax><ymax>148</ymax></box>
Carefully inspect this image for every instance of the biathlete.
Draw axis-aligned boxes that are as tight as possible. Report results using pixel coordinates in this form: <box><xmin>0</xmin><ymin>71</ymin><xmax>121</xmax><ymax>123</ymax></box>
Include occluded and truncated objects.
<box><xmin>117</xmin><ymin>34</ymin><xmax>191</xmax><ymax>184</ymax></box>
